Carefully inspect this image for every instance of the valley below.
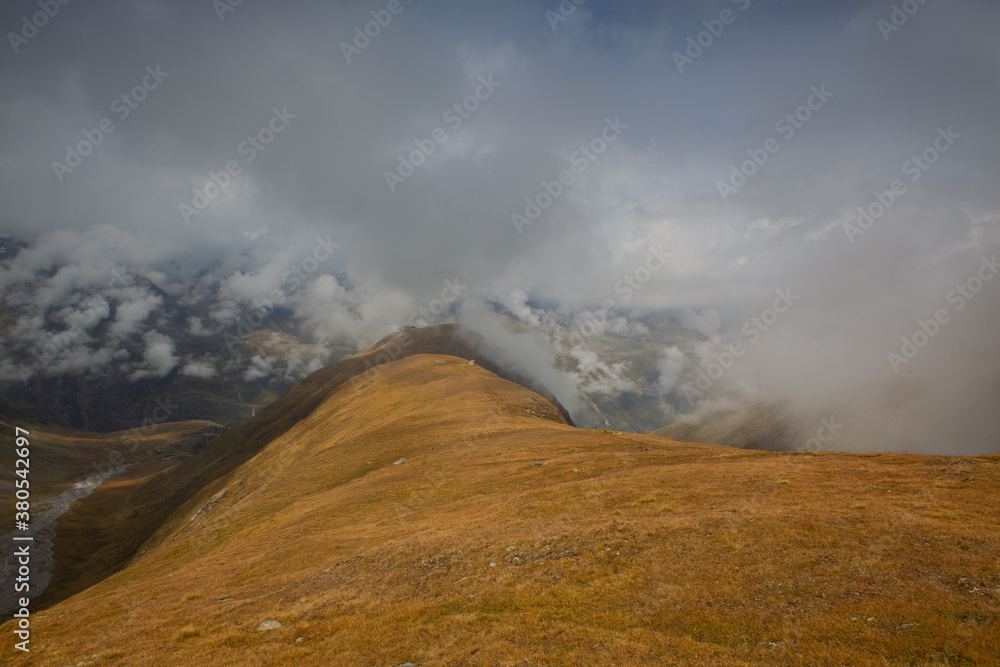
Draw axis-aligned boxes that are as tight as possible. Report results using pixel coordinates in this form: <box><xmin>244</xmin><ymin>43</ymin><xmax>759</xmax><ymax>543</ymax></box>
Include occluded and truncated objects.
<box><xmin>0</xmin><ymin>462</ymin><xmax>130</xmax><ymax>616</ymax></box>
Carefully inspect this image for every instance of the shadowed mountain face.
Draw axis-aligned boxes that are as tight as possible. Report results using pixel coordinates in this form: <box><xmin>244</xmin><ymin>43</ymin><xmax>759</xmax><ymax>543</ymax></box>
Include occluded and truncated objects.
<box><xmin>652</xmin><ymin>403</ymin><xmax>793</xmax><ymax>452</ymax></box>
<box><xmin>3</xmin><ymin>351</ymin><xmax>998</xmax><ymax>665</ymax></box>
<box><xmin>18</xmin><ymin>324</ymin><xmax>573</xmax><ymax>613</ymax></box>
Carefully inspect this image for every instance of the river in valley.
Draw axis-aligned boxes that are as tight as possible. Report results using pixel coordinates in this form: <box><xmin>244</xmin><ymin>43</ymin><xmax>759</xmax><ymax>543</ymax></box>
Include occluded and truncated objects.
<box><xmin>0</xmin><ymin>464</ymin><xmax>131</xmax><ymax>616</ymax></box>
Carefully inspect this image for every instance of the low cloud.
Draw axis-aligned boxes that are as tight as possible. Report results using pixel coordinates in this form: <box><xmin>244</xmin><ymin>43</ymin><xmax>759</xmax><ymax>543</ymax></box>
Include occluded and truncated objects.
<box><xmin>568</xmin><ymin>346</ymin><xmax>637</xmax><ymax>396</ymax></box>
<box><xmin>180</xmin><ymin>360</ymin><xmax>218</xmax><ymax>380</ymax></box>
<box><xmin>129</xmin><ymin>331</ymin><xmax>179</xmax><ymax>381</ymax></box>
<box><xmin>657</xmin><ymin>346</ymin><xmax>686</xmax><ymax>394</ymax></box>
<box><xmin>0</xmin><ymin>0</ymin><xmax>996</xmax><ymax>454</ymax></box>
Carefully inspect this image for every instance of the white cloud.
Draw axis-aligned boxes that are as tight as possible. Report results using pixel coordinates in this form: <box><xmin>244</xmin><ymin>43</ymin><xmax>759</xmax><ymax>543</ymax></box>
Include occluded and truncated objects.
<box><xmin>657</xmin><ymin>346</ymin><xmax>685</xmax><ymax>394</ymax></box>
<box><xmin>108</xmin><ymin>293</ymin><xmax>164</xmax><ymax>340</ymax></box>
<box><xmin>244</xmin><ymin>354</ymin><xmax>275</xmax><ymax>382</ymax></box>
<box><xmin>181</xmin><ymin>360</ymin><xmax>218</xmax><ymax>379</ymax></box>
<box><xmin>501</xmin><ymin>288</ymin><xmax>541</xmax><ymax>327</ymax></box>
<box><xmin>129</xmin><ymin>331</ymin><xmax>179</xmax><ymax>381</ymax></box>
<box><xmin>568</xmin><ymin>346</ymin><xmax>637</xmax><ymax>396</ymax></box>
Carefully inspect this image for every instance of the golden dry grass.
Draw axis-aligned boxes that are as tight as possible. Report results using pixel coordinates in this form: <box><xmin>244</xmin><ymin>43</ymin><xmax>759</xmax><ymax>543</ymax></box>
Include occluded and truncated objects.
<box><xmin>0</xmin><ymin>417</ymin><xmax>224</xmax><ymax>612</ymax></box>
<box><xmin>0</xmin><ymin>414</ymin><xmax>222</xmax><ymax>534</ymax></box>
<box><xmin>2</xmin><ymin>354</ymin><xmax>998</xmax><ymax>666</ymax></box>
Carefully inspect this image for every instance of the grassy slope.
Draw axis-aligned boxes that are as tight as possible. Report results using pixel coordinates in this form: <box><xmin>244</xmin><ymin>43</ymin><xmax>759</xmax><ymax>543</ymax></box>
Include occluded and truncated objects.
<box><xmin>3</xmin><ymin>355</ymin><xmax>998</xmax><ymax>666</ymax></box>
<box><xmin>0</xmin><ymin>396</ymin><xmax>220</xmax><ymax>532</ymax></box>
<box><xmin>32</xmin><ymin>420</ymin><xmax>225</xmax><ymax>610</ymax></box>
<box><xmin>27</xmin><ymin>324</ymin><xmax>574</xmax><ymax>617</ymax></box>
<box><xmin>0</xmin><ymin>399</ymin><xmax>226</xmax><ymax>615</ymax></box>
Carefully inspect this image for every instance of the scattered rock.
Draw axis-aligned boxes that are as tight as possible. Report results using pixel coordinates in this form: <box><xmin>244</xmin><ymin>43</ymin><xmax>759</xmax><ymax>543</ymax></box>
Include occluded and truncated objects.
<box><xmin>296</xmin><ymin>637</ymin><xmax>304</xmax><ymax>642</ymax></box>
<box><xmin>394</xmin><ymin>458</ymin><xmax>407</xmax><ymax>466</ymax></box>
<box><xmin>257</xmin><ymin>620</ymin><xmax>282</xmax><ymax>631</ymax></box>
<box><xmin>532</xmin><ymin>461</ymin><xmax>548</xmax><ymax>467</ymax></box>
<box><xmin>397</xmin><ymin>663</ymin><xmax>417</xmax><ymax>667</ymax></box>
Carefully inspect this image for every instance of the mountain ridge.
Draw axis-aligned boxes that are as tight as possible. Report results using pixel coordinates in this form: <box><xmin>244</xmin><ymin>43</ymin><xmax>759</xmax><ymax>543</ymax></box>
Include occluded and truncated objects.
<box><xmin>23</xmin><ymin>323</ymin><xmax>575</xmax><ymax>613</ymax></box>
<box><xmin>3</xmin><ymin>350</ymin><xmax>998</xmax><ymax>665</ymax></box>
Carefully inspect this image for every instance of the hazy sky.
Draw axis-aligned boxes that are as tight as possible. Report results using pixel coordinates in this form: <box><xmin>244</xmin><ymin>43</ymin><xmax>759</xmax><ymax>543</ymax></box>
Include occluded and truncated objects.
<box><xmin>1</xmin><ymin>0</ymin><xmax>998</xmax><ymax>452</ymax></box>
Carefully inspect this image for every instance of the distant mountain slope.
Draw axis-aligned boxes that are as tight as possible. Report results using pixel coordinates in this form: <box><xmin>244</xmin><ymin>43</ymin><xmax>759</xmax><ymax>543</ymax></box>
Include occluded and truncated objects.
<box><xmin>4</xmin><ymin>353</ymin><xmax>999</xmax><ymax>665</ymax></box>
<box><xmin>652</xmin><ymin>403</ymin><xmax>794</xmax><ymax>452</ymax></box>
<box><xmin>0</xmin><ymin>396</ymin><xmax>222</xmax><ymax>532</ymax></box>
<box><xmin>0</xmin><ymin>270</ymin><xmax>348</xmax><ymax>432</ymax></box>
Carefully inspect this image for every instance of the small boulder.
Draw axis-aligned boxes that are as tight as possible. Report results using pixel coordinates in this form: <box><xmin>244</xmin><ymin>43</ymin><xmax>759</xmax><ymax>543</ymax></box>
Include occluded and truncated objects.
<box><xmin>394</xmin><ymin>458</ymin><xmax>407</xmax><ymax>466</ymax></box>
<box><xmin>256</xmin><ymin>620</ymin><xmax>282</xmax><ymax>631</ymax></box>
